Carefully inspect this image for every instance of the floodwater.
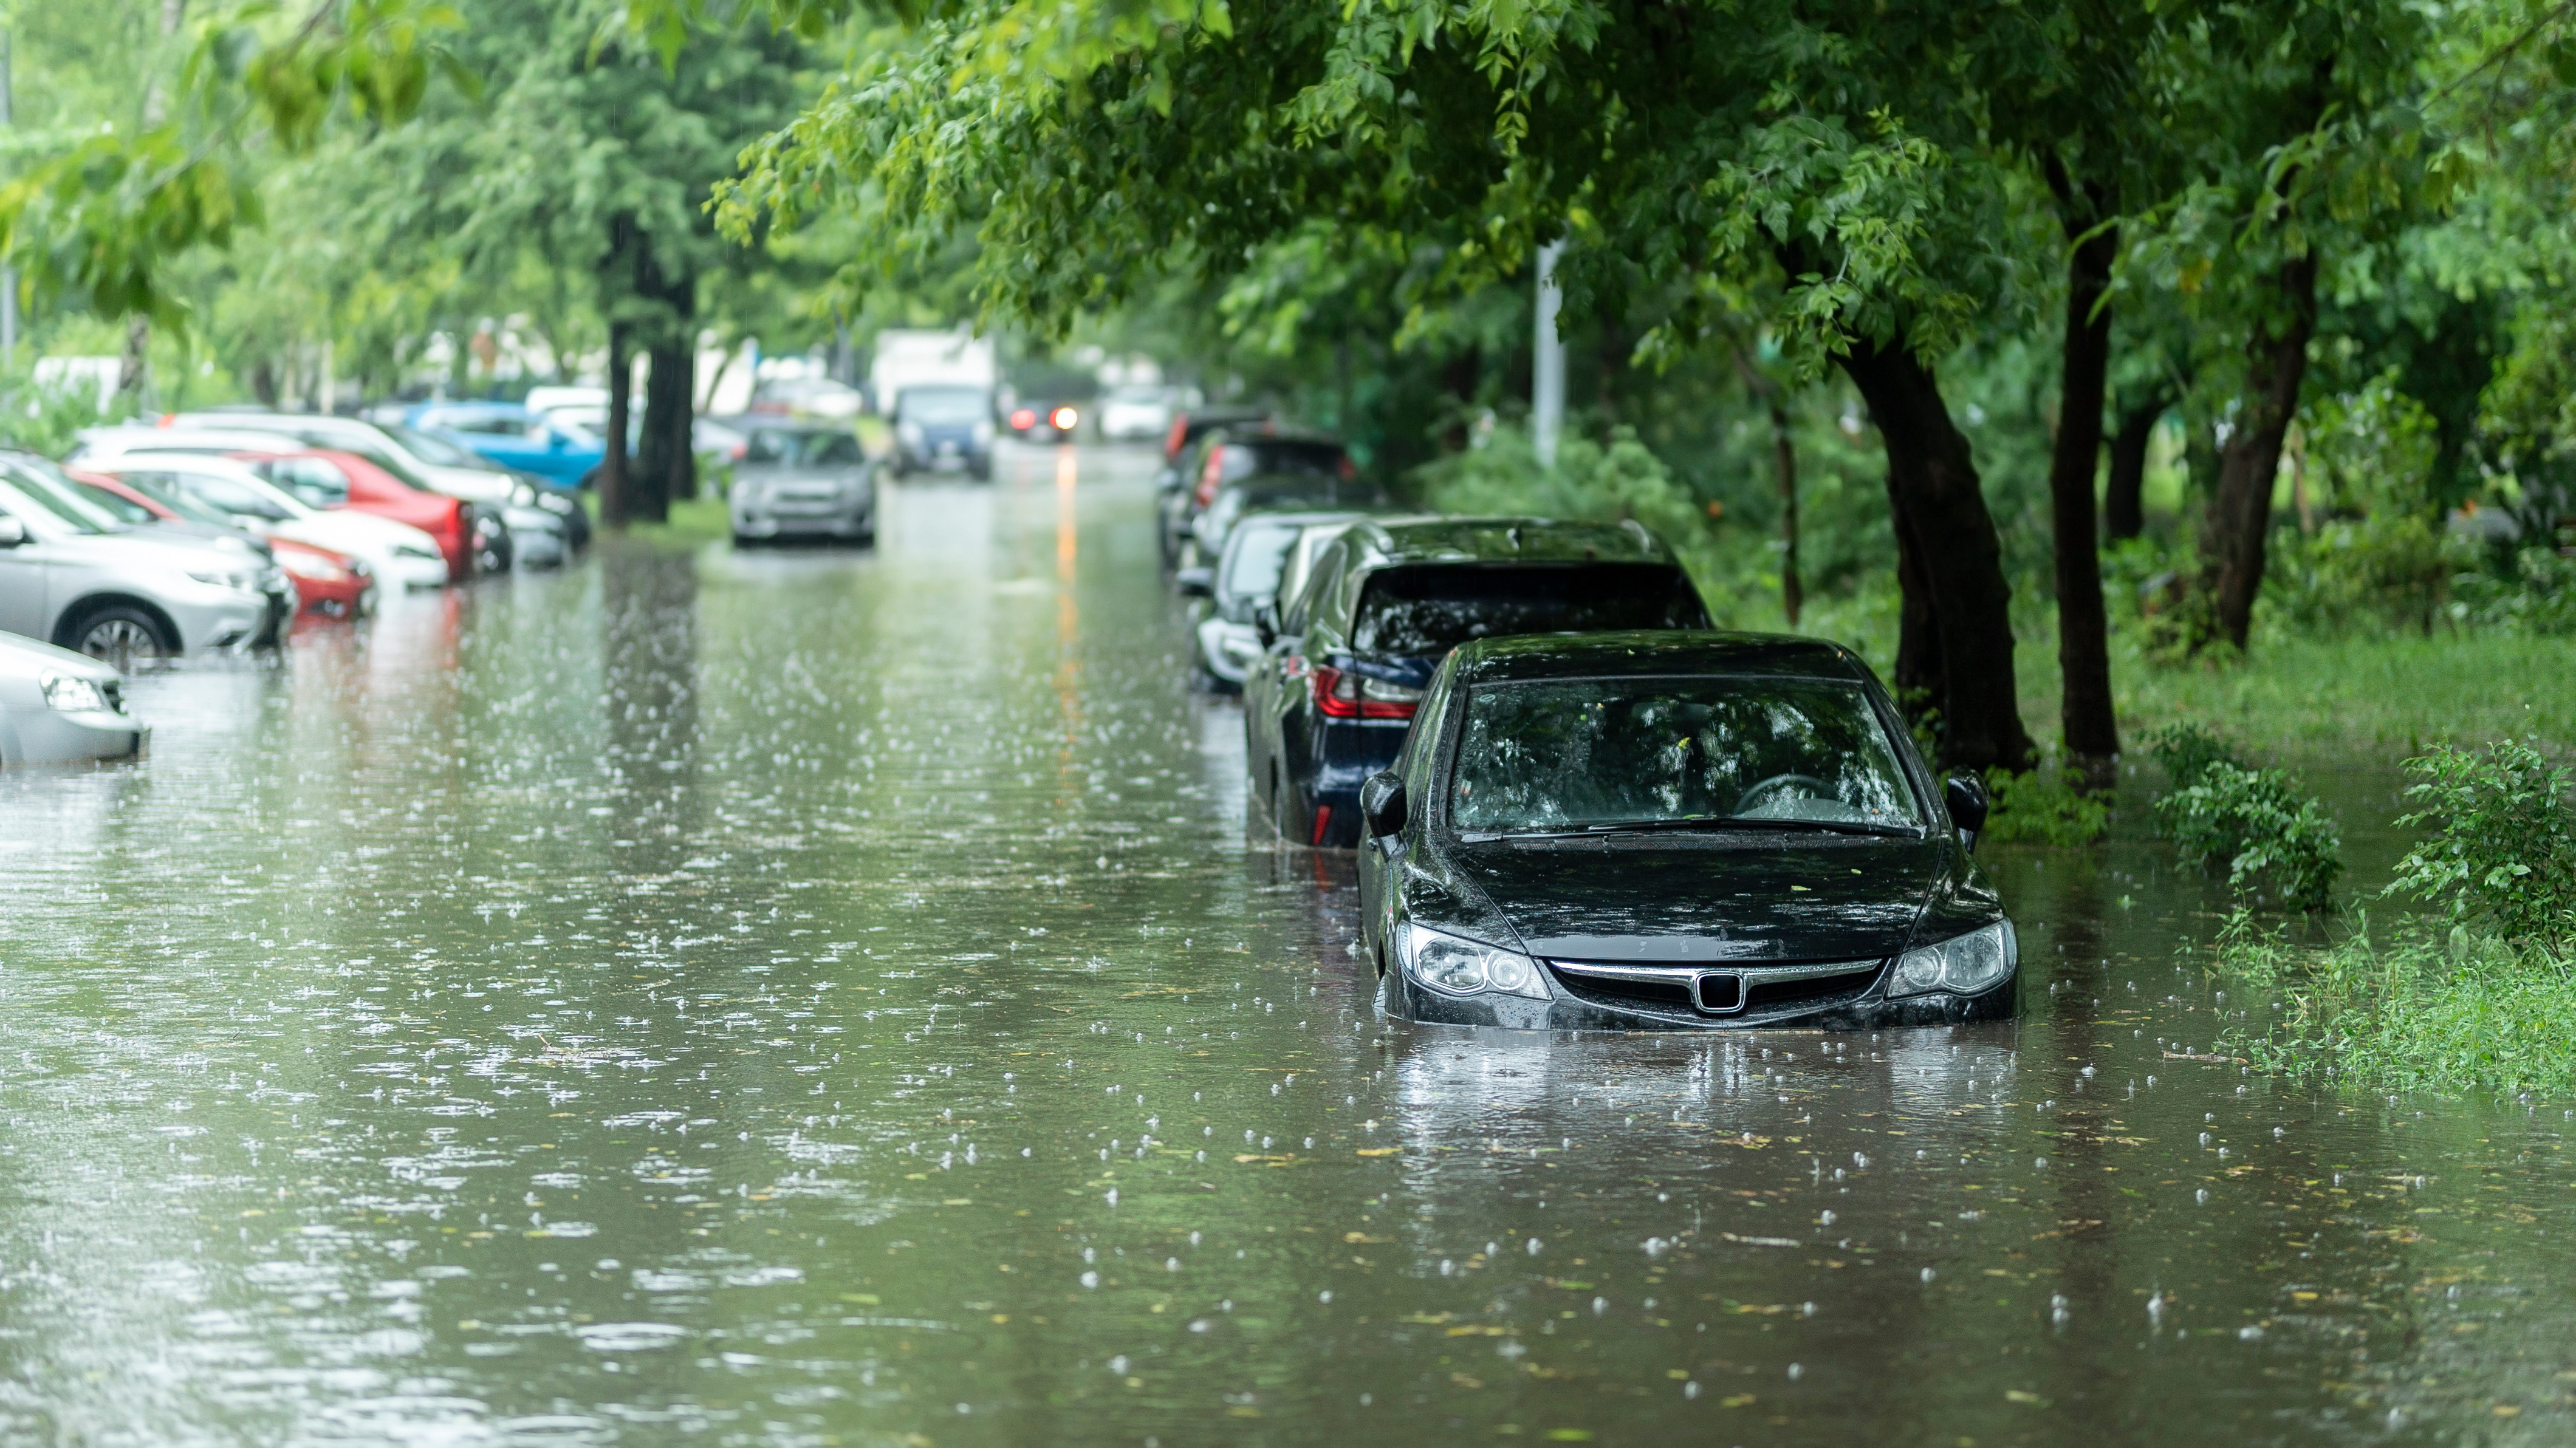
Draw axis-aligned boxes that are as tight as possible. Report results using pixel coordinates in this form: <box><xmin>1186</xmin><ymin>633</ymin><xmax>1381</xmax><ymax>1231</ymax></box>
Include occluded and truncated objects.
<box><xmin>1</xmin><ymin>445</ymin><xmax>2571</xmax><ymax>1447</ymax></box>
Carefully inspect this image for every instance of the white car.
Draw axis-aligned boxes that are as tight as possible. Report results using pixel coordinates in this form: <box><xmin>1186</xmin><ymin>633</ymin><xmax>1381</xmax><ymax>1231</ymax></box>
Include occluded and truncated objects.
<box><xmin>81</xmin><ymin>457</ymin><xmax>454</xmax><ymax>591</ymax></box>
<box><xmin>1097</xmin><ymin>384</ymin><xmax>1197</xmax><ymax>442</ymax></box>
<box><xmin>0</xmin><ymin>630</ymin><xmax>148</xmax><ymax>764</ymax></box>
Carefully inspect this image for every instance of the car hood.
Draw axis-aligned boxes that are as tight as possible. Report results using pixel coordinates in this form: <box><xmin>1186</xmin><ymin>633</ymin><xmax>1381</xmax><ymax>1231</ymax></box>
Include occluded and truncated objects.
<box><xmin>413</xmin><ymin>463</ymin><xmax>516</xmax><ymax>504</ymax></box>
<box><xmin>273</xmin><ymin>513</ymin><xmax>439</xmax><ymax>554</ymax></box>
<box><xmin>1442</xmin><ymin>833</ymin><xmax>1950</xmax><ymax>965</ymax></box>
<box><xmin>45</xmin><ymin>530</ymin><xmax>265</xmax><ymax>572</ymax></box>
<box><xmin>0</xmin><ymin>629</ymin><xmax>120</xmax><ymax>683</ymax></box>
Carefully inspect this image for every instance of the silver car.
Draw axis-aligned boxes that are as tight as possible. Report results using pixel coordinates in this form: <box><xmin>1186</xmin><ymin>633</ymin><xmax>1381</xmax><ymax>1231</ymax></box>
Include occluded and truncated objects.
<box><xmin>0</xmin><ymin>631</ymin><xmax>148</xmax><ymax>763</ymax></box>
<box><xmin>726</xmin><ymin>424</ymin><xmax>875</xmax><ymax>546</ymax></box>
<box><xmin>0</xmin><ymin>456</ymin><xmax>292</xmax><ymax>658</ymax></box>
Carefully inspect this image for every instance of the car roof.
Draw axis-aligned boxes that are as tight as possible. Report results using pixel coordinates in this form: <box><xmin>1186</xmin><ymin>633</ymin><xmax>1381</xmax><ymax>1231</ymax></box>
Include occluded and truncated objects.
<box><xmin>1341</xmin><ymin>516</ymin><xmax>1679</xmax><ymax>567</ymax></box>
<box><xmin>1448</xmin><ymin>630</ymin><xmax>1875</xmax><ymax>685</ymax></box>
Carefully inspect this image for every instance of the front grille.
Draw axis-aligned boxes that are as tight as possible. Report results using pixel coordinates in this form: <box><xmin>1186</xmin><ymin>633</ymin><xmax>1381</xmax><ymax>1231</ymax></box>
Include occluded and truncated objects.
<box><xmin>1547</xmin><ymin>957</ymin><xmax>1889</xmax><ymax>1022</ymax></box>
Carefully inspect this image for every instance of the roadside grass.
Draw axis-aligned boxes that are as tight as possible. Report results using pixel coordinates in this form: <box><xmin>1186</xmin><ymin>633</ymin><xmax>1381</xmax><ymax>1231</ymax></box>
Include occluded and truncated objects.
<box><xmin>2215</xmin><ymin>914</ymin><xmax>2576</xmax><ymax>1096</ymax></box>
<box><xmin>612</xmin><ymin>496</ymin><xmax>732</xmax><ymax>547</ymax></box>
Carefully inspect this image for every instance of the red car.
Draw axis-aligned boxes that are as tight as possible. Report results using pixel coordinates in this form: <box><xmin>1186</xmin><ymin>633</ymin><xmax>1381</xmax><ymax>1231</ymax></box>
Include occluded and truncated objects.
<box><xmin>70</xmin><ymin>471</ymin><xmax>375</xmax><ymax>621</ymax></box>
<box><xmin>244</xmin><ymin>449</ymin><xmax>476</xmax><ymax>582</ymax></box>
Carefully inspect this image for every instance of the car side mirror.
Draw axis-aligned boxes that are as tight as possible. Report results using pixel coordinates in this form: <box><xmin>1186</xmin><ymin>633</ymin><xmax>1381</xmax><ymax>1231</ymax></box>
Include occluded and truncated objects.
<box><xmin>1175</xmin><ymin>566</ymin><xmax>1214</xmax><ymax>598</ymax></box>
<box><xmin>1360</xmin><ymin>770</ymin><xmax>1408</xmax><ymax>844</ymax></box>
<box><xmin>0</xmin><ymin>516</ymin><xmax>24</xmax><ymax>547</ymax></box>
<box><xmin>1944</xmin><ymin>772</ymin><xmax>1990</xmax><ymax>851</ymax></box>
<box><xmin>1253</xmin><ymin>602</ymin><xmax>1279</xmax><ymax>647</ymax></box>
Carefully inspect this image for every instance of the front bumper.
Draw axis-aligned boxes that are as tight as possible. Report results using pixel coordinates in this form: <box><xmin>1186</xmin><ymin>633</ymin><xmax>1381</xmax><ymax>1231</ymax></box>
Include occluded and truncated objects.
<box><xmin>733</xmin><ymin>495</ymin><xmax>874</xmax><ymax>539</ymax></box>
<box><xmin>1383</xmin><ymin>962</ymin><xmax>2016</xmax><ymax>1032</ymax></box>
<box><xmin>2</xmin><ymin>705</ymin><xmax>149</xmax><ymax>765</ymax></box>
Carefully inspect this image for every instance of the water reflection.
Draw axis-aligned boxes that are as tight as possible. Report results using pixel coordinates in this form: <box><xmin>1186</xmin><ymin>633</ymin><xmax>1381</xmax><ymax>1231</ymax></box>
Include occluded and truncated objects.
<box><xmin>0</xmin><ymin>447</ymin><xmax>2569</xmax><ymax>1443</ymax></box>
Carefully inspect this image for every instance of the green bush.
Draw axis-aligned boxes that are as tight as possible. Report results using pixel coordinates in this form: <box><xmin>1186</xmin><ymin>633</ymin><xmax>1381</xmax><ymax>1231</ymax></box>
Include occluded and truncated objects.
<box><xmin>2450</xmin><ymin>546</ymin><xmax>2576</xmax><ymax>636</ymax></box>
<box><xmin>2146</xmin><ymin>722</ymin><xmax>2250</xmax><ymax>790</ymax></box>
<box><xmin>2217</xmin><ymin>914</ymin><xmax>2576</xmax><ymax>1095</ymax></box>
<box><xmin>2154</xmin><ymin>762</ymin><xmax>2343</xmax><ymax>909</ymax></box>
<box><xmin>1978</xmin><ymin>767</ymin><xmax>2109</xmax><ymax>845</ymax></box>
<box><xmin>2386</xmin><ymin>739</ymin><xmax>2576</xmax><ymax>941</ymax></box>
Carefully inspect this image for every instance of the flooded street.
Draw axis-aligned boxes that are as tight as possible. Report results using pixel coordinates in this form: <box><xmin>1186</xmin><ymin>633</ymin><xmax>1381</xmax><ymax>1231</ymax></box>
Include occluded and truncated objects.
<box><xmin>4</xmin><ymin>445</ymin><xmax>2574</xmax><ymax>1446</ymax></box>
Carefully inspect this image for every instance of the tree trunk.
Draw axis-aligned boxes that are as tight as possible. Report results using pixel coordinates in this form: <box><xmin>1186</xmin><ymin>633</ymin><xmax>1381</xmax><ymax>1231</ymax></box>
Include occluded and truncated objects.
<box><xmin>2103</xmin><ymin>400</ymin><xmax>2158</xmax><ymax>541</ymax></box>
<box><xmin>2199</xmin><ymin>254</ymin><xmax>2317</xmax><ymax>651</ymax></box>
<box><xmin>2043</xmin><ymin>160</ymin><xmax>2120</xmax><ymax>769</ymax></box>
<box><xmin>117</xmin><ymin>316</ymin><xmax>150</xmax><ymax>400</ymax></box>
<box><xmin>637</xmin><ymin>338</ymin><xmax>692</xmax><ymax>517</ymax></box>
<box><xmin>601</xmin><ymin>322</ymin><xmax>632</xmax><ymax>529</ymax></box>
<box><xmin>1837</xmin><ymin>335</ymin><xmax>2035</xmax><ymax>773</ymax></box>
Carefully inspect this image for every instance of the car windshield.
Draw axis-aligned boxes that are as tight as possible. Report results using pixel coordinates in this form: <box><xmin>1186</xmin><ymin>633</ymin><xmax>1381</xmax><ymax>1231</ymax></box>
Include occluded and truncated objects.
<box><xmin>165</xmin><ymin>468</ymin><xmax>303</xmax><ymax>522</ymax></box>
<box><xmin>259</xmin><ymin>458</ymin><xmax>352</xmax><ymax>508</ymax></box>
<box><xmin>1352</xmin><ymin>564</ymin><xmax>1707</xmax><ymax>657</ymax></box>
<box><xmin>745</xmin><ymin>429</ymin><xmax>864</xmax><ymax>466</ymax></box>
<box><xmin>899</xmin><ymin>388</ymin><xmax>989</xmax><ymax>425</ymax></box>
<box><xmin>1449</xmin><ymin>676</ymin><xmax>1925</xmax><ymax>836</ymax></box>
<box><xmin>126</xmin><ymin>473</ymin><xmax>252</xmax><ymax>526</ymax></box>
<box><xmin>74</xmin><ymin>483</ymin><xmax>158</xmax><ymax>525</ymax></box>
<box><xmin>0</xmin><ymin>459</ymin><xmax>117</xmax><ymax>533</ymax></box>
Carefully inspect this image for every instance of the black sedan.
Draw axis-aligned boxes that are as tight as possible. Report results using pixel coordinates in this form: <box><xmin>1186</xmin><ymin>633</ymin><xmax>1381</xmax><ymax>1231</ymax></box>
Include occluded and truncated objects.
<box><xmin>1352</xmin><ymin>631</ymin><xmax>2011</xmax><ymax>1032</ymax></box>
<box><xmin>1244</xmin><ymin>517</ymin><xmax>1710</xmax><ymax>848</ymax></box>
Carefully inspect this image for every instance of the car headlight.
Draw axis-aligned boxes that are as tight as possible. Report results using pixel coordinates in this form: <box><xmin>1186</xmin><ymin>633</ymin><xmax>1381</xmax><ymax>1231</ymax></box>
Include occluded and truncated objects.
<box><xmin>512</xmin><ymin>482</ymin><xmax>539</xmax><ymax>506</ymax></box>
<box><xmin>38</xmin><ymin>671</ymin><xmax>105</xmax><ymax>713</ymax></box>
<box><xmin>187</xmin><ymin>568</ymin><xmax>261</xmax><ymax>593</ymax></box>
<box><xmin>973</xmin><ymin>419</ymin><xmax>996</xmax><ymax>445</ymax></box>
<box><xmin>897</xmin><ymin>422</ymin><xmax>925</xmax><ymax>447</ymax></box>
<box><xmin>1397</xmin><ymin>922</ymin><xmax>1548</xmax><ymax>1000</ymax></box>
<box><xmin>1887</xmin><ymin>920</ymin><xmax>2016</xmax><ymax>998</ymax></box>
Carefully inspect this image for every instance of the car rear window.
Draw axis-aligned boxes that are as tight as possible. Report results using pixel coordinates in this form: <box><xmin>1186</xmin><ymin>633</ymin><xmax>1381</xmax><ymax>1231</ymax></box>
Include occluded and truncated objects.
<box><xmin>1350</xmin><ymin>563</ymin><xmax>1708</xmax><ymax>657</ymax></box>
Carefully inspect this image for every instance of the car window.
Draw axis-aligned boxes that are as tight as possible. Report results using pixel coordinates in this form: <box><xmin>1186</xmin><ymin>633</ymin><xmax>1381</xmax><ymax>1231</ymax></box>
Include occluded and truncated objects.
<box><xmin>388</xmin><ymin>425</ymin><xmax>488</xmax><ymax>469</ymax></box>
<box><xmin>1449</xmin><ymin>677</ymin><xmax>1923</xmax><ymax>835</ymax></box>
<box><xmin>806</xmin><ymin>432</ymin><xmax>862</xmax><ymax>465</ymax></box>
<box><xmin>74</xmin><ymin>483</ymin><xmax>157</xmax><ymax>524</ymax></box>
<box><xmin>120</xmin><ymin>472</ymin><xmax>245</xmax><ymax>527</ymax></box>
<box><xmin>269</xmin><ymin>459</ymin><xmax>351</xmax><ymax>507</ymax></box>
<box><xmin>0</xmin><ymin>463</ymin><xmax>114</xmax><ymax>533</ymax></box>
<box><xmin>1351</xmin><ymin>564</ymin><xmax>1708</xmax><ymax>657</ymax></box>
<box><xmin>1219</xmin><ymin>522</ymin><xmax>1300</xmax><ymax>605</ymax></box>
<box><xmin>1242</xmin><ymin>440</ymin><xmax>1349</xmax><ymax>477</ymax></box>
<box><xmin>171</xmin><ymin>471</ymin><xmax>295</xmax><ymax>522</ymax></box>
<box><xmin>1283</xmin><ymin>539</ymin><xmax>1347</xmax><ymax>636</ymax></box>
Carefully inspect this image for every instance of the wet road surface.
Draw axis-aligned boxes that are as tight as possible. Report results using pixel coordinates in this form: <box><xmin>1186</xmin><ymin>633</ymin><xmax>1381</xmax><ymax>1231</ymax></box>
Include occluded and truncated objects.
<box><xmin>1</xmin><ymin>445</ymin><xmax>2572</xmax><ymax>1445</ymax></box>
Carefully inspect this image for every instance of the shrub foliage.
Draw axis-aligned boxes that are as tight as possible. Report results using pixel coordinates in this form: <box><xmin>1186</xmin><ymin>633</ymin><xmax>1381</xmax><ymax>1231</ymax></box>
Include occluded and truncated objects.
<box><xmin>2387</xmin><ymin>739</ymin><xmax>2576</xmax><ymax>941</ymax></box>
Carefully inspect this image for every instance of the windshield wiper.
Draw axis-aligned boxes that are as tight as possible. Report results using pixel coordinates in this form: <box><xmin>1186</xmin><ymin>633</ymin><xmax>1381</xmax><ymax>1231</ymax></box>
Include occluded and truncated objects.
<box><xmin>1468</xmin><ymin>816</ymin><xmax>1920</xmax><ymax>842</ymax></box>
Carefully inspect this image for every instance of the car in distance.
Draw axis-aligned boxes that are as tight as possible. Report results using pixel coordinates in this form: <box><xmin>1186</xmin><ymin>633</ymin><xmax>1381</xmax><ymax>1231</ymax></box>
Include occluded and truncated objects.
<box><xmin>1244</xmin><ymin>517</ymin><xmax>1710</xmax><ymax>849</ymax></box>
<box><xmin>889</xmin><ymin>385</ymin><xmax>996</xmax><ymax>479</ymax></box>
<box><xmin>407</xmin><ymin>401</ymin><xmax>603</xmax><ymax>491</ymax></box>
<box><xmin>728</xmin><ymin>425</ymin><xmax>875</xmax><ymax>547</ymax></box>
<box><xmin>1187</xmin><ymin>472</ymin><xmax>1385</xmax><ymax>573</ymax></box>
<box><xmin>244</xmin><ymin>450</ymin><xmax>474</xmax><ymax>584</ymax></box>
<box><xmin>1352</xmin><ymin>630</ymin><xmax>2009</xmax><ymax>1032</ymax></box>
<box><xmin>1180</xmin><ymin>511</ymin><xmax>1363</xmax><ymax>692</ymax></box>
<box><xmin>1161</xmin><ymin>428</ymin><xmax>1348</xmax><ymax>570</ymax></box>
<box><xmin>0</xmin><ymin>632</ymin><xmax>148</xmax><ymax>764</ymax></box>
<box><xmin>1097</xmin><ymin>384</ymin><xmax>1194</xmax><ymax>442</ymax></box>
<box><xmin>1004</xmin><ymin>401</ymin><xmax>1083</xmax><ymax>445</ymax></box>
<box><xmin>0</xmin><ymin>457</ymin><xmax>292</xmax><ymax>658</ymax></box>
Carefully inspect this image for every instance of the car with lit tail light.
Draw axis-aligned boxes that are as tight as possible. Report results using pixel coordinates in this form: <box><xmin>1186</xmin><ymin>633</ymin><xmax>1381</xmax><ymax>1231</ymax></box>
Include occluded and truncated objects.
<box><xmin>1244</xmin><ymin>516</ymin><xmax>1710</xmax><ymax>849</ymax></box>
<box><xmin>1352</xmin><ymin>630</ymin><xmax>2011</xmax><ymax>1031</ymax></box>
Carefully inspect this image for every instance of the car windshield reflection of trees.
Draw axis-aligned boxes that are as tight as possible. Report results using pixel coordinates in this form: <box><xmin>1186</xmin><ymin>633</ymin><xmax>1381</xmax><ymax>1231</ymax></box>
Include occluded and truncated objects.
<box><xmin>1352</xmin><ymin>565</ymin><xmax>1706</xmax><ymax>656</ymax></box>
<box><xmin>1450</xmin><ymin>678</ymin><xmax>1923</xmax><ymax>838</ymax></box>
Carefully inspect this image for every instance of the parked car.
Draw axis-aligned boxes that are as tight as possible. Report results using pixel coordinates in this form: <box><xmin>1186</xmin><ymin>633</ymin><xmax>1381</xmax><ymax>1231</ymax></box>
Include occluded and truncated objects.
<box><xmin>69</xmin><ymin>472</ymin><xmax>374</xmax><ymax>621</ymax></box>
<box><xmin>0</xmin><ymin>456</ymin><xmax>292</xmax><ymax>658</ymax></box>
<box><xmin>84</xmin><ymin>456</ymin><xmax>456</xmax><ymax>593</ymax></box>
<box><xmin>728</xmin><ymin>425</ymin><xmax>874</xmax><ymax>547</ymax></box>
<box><xmin>889</xmin><ymin>384</ymin><xmax>996</xmax><ymax>479</ymax></box>
<box><xmin>75</xmin><ymin>424</ymin><xmax>536</xmax><ymax>572</ymax></box>
<box><xmin>1159</xmin><ymin>426</ymin><xmax>1345</xmax><ymax>570</ymax></box>
<box><xmin>0</xmin><ymin>631</ymin><xmax>148</xmax><ymax>764</ymax></box>
<box><xmin>1353</xmin><ymin>630</ymin><xmax>2011</xmax><ymax>1031</ymax></box>
<box><xmin>1188</xmin><ymin>472</ymin><xmax>1386</xmax><ymax>571</ymax></box>
<box><xmin>1179</xmin><ymin>511</ymin><xmax>1365</xmax><ymax>692</ymax></box>
<box><xmin>159</xmin><ymin>411</ymin><xmax>587</xmax><ymax>552</ymax></box>
<box><xmin>1098</xmin><ymin>384</ymin><xmax>1194</xmax><ymax>442</ymax></box>
<box><xmin>407</xmin><ymin>401</ymin><xmax>603</xmax><ymax>491</ymax></box>
<box><xmin>1153</xmin><ymin>406</ymin><xmax>1272</xmax><ymax>562</ymax></box>
<box><xmin>1244</xmin><ymin>517</ymin><xmax>1711</xmax><ymax>848</ymax></box>
<box><xmin>242</xmin><ymin>450</ymin><xmax>474</xmax><ymax>584</ymax></box>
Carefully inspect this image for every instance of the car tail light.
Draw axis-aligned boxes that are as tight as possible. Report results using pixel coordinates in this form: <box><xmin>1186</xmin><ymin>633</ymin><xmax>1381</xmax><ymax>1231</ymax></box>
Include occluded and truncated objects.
<box><xmin>1163</xmin><ymin>417</ymin><xmax>1189</xmax><ymax>459</ymax></box>
<box><xmin>1010</xmin><ymin>407</ymin><xmax>1038</xmax><ymax>430</ymax></box>
<box><xmin>1311</xmin><ymin>664</ymin><xmax>1419</xmax><ymax>720</ymax></box>
<box><xmin>1194</xmin><ymin>447</ymin><xmax>1228</xmax><ymax>507</ymax></box>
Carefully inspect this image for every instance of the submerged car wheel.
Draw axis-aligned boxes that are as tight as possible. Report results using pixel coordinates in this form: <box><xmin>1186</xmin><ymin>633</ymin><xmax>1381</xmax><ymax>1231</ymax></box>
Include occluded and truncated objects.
<box><xmin>69</xmin><ymin>604</ymin><xmax>174</xmax><ymax>664</ymax></box>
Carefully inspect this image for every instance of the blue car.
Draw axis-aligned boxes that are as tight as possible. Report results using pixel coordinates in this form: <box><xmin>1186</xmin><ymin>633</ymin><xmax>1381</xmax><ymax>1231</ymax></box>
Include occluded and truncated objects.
<box><xmin>406</xmin><ymin>402</ymin><xmax>603</xmax><ymax>491</ymax></box>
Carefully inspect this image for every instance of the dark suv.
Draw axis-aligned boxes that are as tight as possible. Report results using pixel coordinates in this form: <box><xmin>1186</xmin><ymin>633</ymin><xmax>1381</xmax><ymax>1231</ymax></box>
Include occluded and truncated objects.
<box><xmin>890</xmin><ymin>385</ymin><xmax>996</xmax><ymax>480</ymax></box>
<box><xmin>1244</xmin><ymin>517</ymin><xmax>1710</xmax><ymax>847</ymax></box>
